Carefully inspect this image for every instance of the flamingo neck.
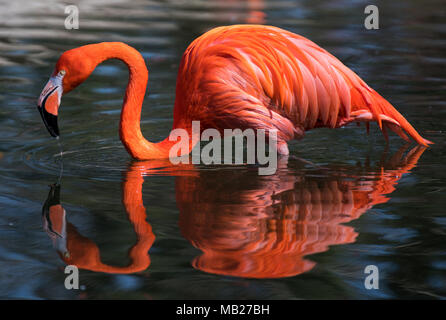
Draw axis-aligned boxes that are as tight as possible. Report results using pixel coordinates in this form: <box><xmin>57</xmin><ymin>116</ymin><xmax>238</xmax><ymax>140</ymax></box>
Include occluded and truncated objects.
<box><xmin>84</xmin><ymin>42</ymin><xmax>177</xmax><ymax>159</ymax></box>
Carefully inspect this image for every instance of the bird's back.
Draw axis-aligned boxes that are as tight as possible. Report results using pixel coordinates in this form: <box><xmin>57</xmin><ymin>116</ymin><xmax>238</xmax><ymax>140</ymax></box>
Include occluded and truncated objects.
<box><xmin>173</xmin><ymin>25</ymin><xmax>430</xmax><ymax>146</ymax></box>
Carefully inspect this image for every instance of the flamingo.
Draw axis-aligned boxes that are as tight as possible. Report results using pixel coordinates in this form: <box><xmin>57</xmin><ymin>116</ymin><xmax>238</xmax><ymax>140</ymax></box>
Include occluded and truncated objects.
<box><xmin>37</xmin><ymin>25</ymin><xmax>432</xmax><ymax>159</ymax></box>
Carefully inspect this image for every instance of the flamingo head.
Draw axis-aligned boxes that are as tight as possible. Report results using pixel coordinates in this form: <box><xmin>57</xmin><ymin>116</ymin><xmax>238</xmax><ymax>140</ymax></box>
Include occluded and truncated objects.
<box><xmin>42</xmin><ymin>184</ymin><xmax>68</xmax><ymax>257</ymax></box>
<box><xmin>37</xmin><ymin>48</ymin><xmax>96</xmax><ymax>137</ymax></box>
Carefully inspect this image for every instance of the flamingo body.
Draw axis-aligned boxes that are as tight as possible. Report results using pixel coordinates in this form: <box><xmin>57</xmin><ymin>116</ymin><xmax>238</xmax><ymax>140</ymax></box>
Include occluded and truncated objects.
<box><xmin>37</xmin><ymin>25</ymin><xmax>431</xmax><ymax>159</ymax></box>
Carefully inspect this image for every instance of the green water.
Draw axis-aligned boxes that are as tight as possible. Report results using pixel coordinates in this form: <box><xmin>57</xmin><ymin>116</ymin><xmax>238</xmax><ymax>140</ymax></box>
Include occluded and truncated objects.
<box><xmin>0</xmin><ymin>0</ymin><xmax>445</xmax><ymax>299</ymax></box>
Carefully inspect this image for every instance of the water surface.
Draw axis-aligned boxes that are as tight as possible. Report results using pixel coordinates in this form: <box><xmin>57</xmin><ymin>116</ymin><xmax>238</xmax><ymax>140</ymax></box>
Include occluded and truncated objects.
<box><xmin>0</xmin><ymin>0</ymin><xmax>445</xmax><ymax>299</ymax></box>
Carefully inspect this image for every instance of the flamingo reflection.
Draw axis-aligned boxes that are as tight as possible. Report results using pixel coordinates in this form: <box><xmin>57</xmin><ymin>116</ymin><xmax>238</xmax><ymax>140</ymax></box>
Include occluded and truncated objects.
<box><xmin>178</xmin><ymin>146</ymin><xmax>426</xmax><ymax>278</ymax></box>
<box><xmin>42</xmin><ymin>170</ymin><xmax>155</xmax><ymax>273</ymax></box>
<box><xmin>43</xmin><ymin>146</ymin><xmax>425</xmax><ymax>278</ymax></box>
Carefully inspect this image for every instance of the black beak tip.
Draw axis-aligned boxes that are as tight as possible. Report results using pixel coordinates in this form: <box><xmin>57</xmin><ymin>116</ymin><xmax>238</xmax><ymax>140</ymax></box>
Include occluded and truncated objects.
<box><xmin>38</xmin><ymin>105</ymin><xmax>59</xmax><ymax>138</ymax></box>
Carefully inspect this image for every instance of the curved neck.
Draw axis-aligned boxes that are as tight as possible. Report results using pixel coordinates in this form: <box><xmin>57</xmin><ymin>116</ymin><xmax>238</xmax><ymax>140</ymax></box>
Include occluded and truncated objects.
<box><xmin>83</xmin><ymin>42</ymin><xmax>178</xmax><ymax>159</ymax></box>
<box><xmin>62</xmin><ymin>165</ymin><xmax>155</xmax><ymax>274</ymax></box>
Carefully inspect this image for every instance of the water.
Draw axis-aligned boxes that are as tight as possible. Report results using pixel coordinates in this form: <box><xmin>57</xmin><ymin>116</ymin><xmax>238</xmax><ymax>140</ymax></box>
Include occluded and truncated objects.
<box><xmin>0</xmin><ymin>0</ymin><xmax>445</xmax><ymax>299</ymax></box>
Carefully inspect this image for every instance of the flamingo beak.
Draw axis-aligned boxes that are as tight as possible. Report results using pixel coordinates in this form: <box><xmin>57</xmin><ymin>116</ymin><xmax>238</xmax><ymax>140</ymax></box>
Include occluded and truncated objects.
<box><xmin>37</xmin><ymin>74</ymin><xmax>63</xmax><ymax>137</ymax></box>
<box><xmin>42</xmin><ymin>184</ymin><xmax>68</xmax><ymax>255</ymax></box>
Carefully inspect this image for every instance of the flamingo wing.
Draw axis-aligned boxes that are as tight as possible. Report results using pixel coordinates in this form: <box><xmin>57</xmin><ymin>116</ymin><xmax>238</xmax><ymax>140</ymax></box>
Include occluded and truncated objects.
<box><xmin>174</xmin><ymin>25</ymin><xmax>431</xmax><ymax>146</ymax></box>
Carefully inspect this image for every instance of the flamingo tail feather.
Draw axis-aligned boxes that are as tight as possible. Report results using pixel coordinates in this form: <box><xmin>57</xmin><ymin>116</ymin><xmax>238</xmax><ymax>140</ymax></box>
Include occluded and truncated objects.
<box><xmin>348</xmin><ymin>93</ymin><xmax>433</xmax><ymax>146</ymax></box>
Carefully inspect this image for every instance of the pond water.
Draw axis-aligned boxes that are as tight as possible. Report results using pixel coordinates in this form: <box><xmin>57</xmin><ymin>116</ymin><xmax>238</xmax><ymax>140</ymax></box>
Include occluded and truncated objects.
<box><xmin>0</xmin><ymin>0</ymin><xmax>445</xmax><ymax>299</ymax></box>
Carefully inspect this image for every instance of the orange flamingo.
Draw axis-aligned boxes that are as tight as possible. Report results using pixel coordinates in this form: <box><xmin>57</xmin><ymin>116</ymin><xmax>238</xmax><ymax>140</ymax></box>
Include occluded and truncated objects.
<box><xmin>37</xmin><ymin>25</ymin><xmax>431</xmax><ymax>159</ymax></box>
<box><xmin>43</xmin><ymin>146</ymin><xmax>425</xmax><ymax>278</ymax></box>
